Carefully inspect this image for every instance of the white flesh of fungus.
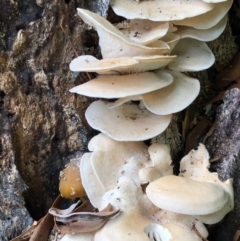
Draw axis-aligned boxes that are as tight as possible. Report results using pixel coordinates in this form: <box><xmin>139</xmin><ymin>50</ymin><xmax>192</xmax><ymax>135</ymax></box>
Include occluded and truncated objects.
<box><xmin>175</xmin><ymin>15</ymin><xmax>227</xmax><ymax>42</ymax></box>
<box><xmin>115</xmin><ymin>20</ymin><xmax>170</xmax><ymax>45</ymax></box>
<box><xmin>167</xmin><ymin>38</ymin><xmax>215</xmax><ymax>71</ymax></box>
<box><xmin>69</xmin><ymin>72</ymin><xmax>173</xmax><ymax>99</ymax></box>
<box><xmin>173</xmin><ymin>0</ymin><xmax>233</xmax><ymax>29</ymax></box>
<box><xmin>108</xmin><ymin>70</ymin><xmax>200</xmax><ymax>115</ymax></box>
<box><xmin>85</xmin><ymin>100</ymin><xmax>172</xmax><ymax>141</ymax></box>
<box><xmin>96</xmin><ymin>177</ymin><xmax>172</xmax><ymax>241</ymax></box>
<box><xmin>69</xmin><ymin>55</ymin><xmax>176</xmax><ymax>74</ymax></box>
<box><xmin>179</xmin><ymin>144</ymin><xmax>234</xmax><ymax>224</ymax></box>
<box><xmin>77</xmin><ymin>8</ymin><xmax>169</xmax><ymax>58</ymax></box>
<box><xmin>146</xmin><ymin>175</ymin><xmax>228</xmax><ymax>215</ymax></box>
<box><xmin>110</xmin><ymin>0</ymin><xmax>214</xmax><ymax>21</ymax></box>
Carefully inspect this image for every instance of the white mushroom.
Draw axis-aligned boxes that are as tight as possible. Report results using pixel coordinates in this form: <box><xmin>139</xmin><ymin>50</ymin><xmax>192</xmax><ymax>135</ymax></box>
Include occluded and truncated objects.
<box><xmin>79</xmin><ymin>153</ymin><xmax>105</xmax><ymax>208</ymax></box>
<box><xmin>173</xmin><ymin>0</ymin><xmax>232</xmax><ymax>29</ymax></box>
<box><xmin>77</xmin><ymin>8</ymin><xmax>169</xmax><ymax>58</ymax></box>
<box><xmin>88</xmin><ymin>133</ymin><xmax>151</xmax><ymax>193</ymax></box>
<box><xmin>69</xmin><ymin>55</ymin><xmax>176</xmax><ymax>75</ymax></box>
<box><xmin>108</xmin><ymin>70</ymin><xmax>200</xmax><ymax>116</ymax></box>
<box><xmin>141</xmin><ymin>70</ymin><xmax>200</xmax><ymax>115</ymax></box>
<box><xmin>179</xmin><ymin>144</ymin><xmax>234</xmax><ymax>224</ymax></box>
<box><xmin>85</xmin><ymin>100</ymin><xmax>172</xmax><ymax>141</ymax></box>
<box><xmin>69</xmin><ymin>72</ymin><xmax>173</xmax><ymax>99</ymax></box>
<box><xmin>175</xmin><ymin>16</ymin><xmax>227</xmax><ymax>42</ymax></box>
<box><xmin>110</xmin><ymin>0</ymin><xmax>214</xmax><ymax>21</ymax></box>
<box><xmin>95</xmin><ymin>177</ymin><xmax>172</xmax><ymax>241</ymax></box>
<box><xmin>167</xmin><ymin>38</ymin><xmax>215</xmax><ymax>71</ymax></box>
<box><xmin>139</xmin><ymin>143</ymin><xmax>173</xmax><ymax>183</ymax></box>
<box><xmin>146</xmin><ymin>175</ymin><xmax>228</xmax><ymax>215</ymax></box>
<box><xmin>115</xmin><ymin>20</ymin><xmax>170</xmax><ymax>45</ymax></box>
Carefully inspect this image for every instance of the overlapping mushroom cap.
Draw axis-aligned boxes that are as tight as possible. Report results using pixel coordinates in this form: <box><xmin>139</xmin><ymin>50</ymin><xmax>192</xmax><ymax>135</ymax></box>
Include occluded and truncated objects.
<box><xmin>146</xmin><ymin>144</ymin><xmax>234</xmax><ymax>224</ymax></box>
<box><xmin>80</xmin><ymin>133</ymin><xmax>151</xmax><ymax>208</ymax></box>
<box><xmin>179</xmin><ymin>144</ymin><xmax>234</xmax><ymax>224</ymax></box>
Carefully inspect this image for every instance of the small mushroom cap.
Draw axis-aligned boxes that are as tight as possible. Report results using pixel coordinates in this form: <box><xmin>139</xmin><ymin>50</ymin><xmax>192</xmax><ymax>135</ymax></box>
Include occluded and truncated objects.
<box><xmin>70</xmin><ymin>72</ymin><xmax>173</xmax><ymax>99</ymax></box>
<box><xmin>175</xmin><ymin>16</ymin><xmax>227</xmax><ymax>42</ymax></box>
<box><xmin>85</xmin><ymin>100</ymin><xmax>172</xmax><ymax>141</ymax></box>
<box><xmin>146</xmin><ymin>175</ymin><xmax>228</xmax><ymax>215</ymax></box>
<box><xmin>167</xmin><ymin>38</ymin><xmax>215</xmax><ymax>72</ymax></box>
<box><xmin>77</xmin><ymin>8</ymin><xmax>168</xmax><ymax>58</ymax></box>
<box><xmin>139</xmin><ymin>143</ymin><xmax>173</xmax><ymax>183</ymax></box>
<box><xmin>142</xmin><ymin>70</ymin><xmax>200</xmax><ymax>115</ymax></box>
<box><xmin>179</xmin><ymin>144</ymin><xmax>234</xmax><ymax>224</ymax></box>
<box><xmin>194</xmin><ymin>179</ymin><xmax>234</xmax><ymax>224</ymax></box>
<box><xmin>110</xmin><ymin>0</ymin><xmax>214</xmax><ymax>21</ymax></box>
<box><xmin>59</xmin><ymin>160</ymin><xmax>86</xmax><ymax>199</ymax></box>
<box><xmin>115</xmin><ymin>20</ymin><xmax>170</xmax><ymax>45</ymax></box>
<box><xmin>69</xmin><ymin>55</ymin><xmax>176</xmax><ymax>75</ymax></box>
<box><xmin>69</xmin><ymin>55</ymin><xmax>138</xmax><ymax>73</ymax></box>
<box><xmin>173</xmin><ymin>0</ymin><xmax>232</xmax><ymax>29</ymax></box>
<box><xmin>87</xmin><ymin>133</ymin><xmax>152</xmax><ymax>194</ymax></box>
<box><xmin>80</xmin><ymin>153</ymin><xmax>105</xmax><ymax>209</ymax></box>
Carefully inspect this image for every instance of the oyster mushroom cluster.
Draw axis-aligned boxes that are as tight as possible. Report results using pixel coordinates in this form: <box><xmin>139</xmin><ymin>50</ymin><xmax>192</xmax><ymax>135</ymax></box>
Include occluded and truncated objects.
<box><xmin>69</xmin><ymin>0</ymin><xmax>232</xmax><ymax>141</ymax></box>
<box><xmin>60</xmin><ymin>135</ymin><xmax>233</xmax><ymax>241</ymax></box>
<box><xmin>58</xmin><ymin>1</ymin><xmax>234</xmax><ymax>241</ymax></box>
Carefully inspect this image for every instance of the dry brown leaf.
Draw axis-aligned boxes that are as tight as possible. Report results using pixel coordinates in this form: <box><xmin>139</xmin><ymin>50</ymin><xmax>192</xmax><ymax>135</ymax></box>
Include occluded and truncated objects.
<box><xmin>50</xmin><ymin>203</ymin><xmax>120</xmax><ymax>234</ymax></box>
<box><xmin>10</xmin><ymin>195</ymin><xmax>63</xmax><ymax>241</ymax></box>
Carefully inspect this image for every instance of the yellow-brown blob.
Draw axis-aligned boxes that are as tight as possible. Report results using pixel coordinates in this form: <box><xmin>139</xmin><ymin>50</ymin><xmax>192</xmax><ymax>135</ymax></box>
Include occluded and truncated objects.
<box><xmin>59</xmin><ymin>161</ymin><xmax>86</xmax><ymax>198</ymax></box>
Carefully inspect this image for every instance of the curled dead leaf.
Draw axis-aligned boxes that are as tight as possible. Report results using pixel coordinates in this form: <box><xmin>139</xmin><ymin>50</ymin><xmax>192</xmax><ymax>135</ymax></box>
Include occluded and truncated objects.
<box><xmin>49</xmin><ymin>203</ymin><xmax>120</xmax><ymax>234</ymax></box>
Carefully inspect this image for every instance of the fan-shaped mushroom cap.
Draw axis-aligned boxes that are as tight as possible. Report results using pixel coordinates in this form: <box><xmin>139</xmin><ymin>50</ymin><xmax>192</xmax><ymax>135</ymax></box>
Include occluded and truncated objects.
<box><xmin>175</xmin><ymin>16</ymin><xmax>227</xmax><ymax>41</ymax></box>
<box><xmin>167</xmin><ymin>38</ymin><xmax>215</xmax><ymax>71</ymax></box>
<box><xmin>85</xmin><ymin>100</ymin><xmax>172</xmax><ymax>141</ymax></box>
<box><xmin>108</xmin><ymin>70</ymin><xmax>200</xmax><ymax>115</ymax></box>
<box><xmin>70</xmin><ymin>72</ymin><xmax>173</xmax><ymax>99</ymax></box>
<box><xmin>96</xmin><ymin>177</ymin><xmax>172</xmax><ymax>241</ymax></box>
<box><xmin>179</xmin><ymin>144</ymin><xmax>234</xmax><ymax>224</ymax></box>
<box><xmin>142</xmin><ymin>70</ymin><xmax>200</xmax><ymax>115</ymax></box>
<box><xmin>146</xmin><ymin>175</ymin><xmax>228</xmax><ymax>215</ymax></box>
<box><xmin>60</xmin><ymin>233</ymin><xmax>94</xmax><ymax>241</ymax></box>
<box><xmin>139</xmin><ymin>143</ymin><xmax>173</xmax><ymax>183</ymax></box>
<box><xmin>88</xmin><ymin>133</ymin><xmax>152</xmax><ymax>195</ymax></box>
<box><xmin>110</xmin><ymin>0</ymin><xmax>214</xmax><ymax>21</ymax></box>
<box><xmin>69</xmin><ymin>55</ymin><xmax>176</xmax><ymax>75</ymax></box>
<box><xmin>77</xmin><ymin>8</ymin><xmax>168</xmax><ymax>58</ymax></box>
<box><xmin>194</xmin><ymin>180</ymin><xmax>233</xmax><ymax>224</ymax></box>
<box><xmin>173</xmin><ymin>0</ymin><xmax>232</xmax><ymax>29</ymax></box>
<box><xmin>115</xmin><ymin>20</ymin><xmax>170</xmax><ymax>45</ymax></box>
<box><xmin>80</xmin><ymin>153</ymin><xmax>105</xmax><ymax>208</ymax></box>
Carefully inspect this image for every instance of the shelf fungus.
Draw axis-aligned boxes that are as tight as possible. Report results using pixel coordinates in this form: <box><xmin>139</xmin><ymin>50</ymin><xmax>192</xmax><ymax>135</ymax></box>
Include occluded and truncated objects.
<box><xmin>62</xmin><ymin>0</ymin><xmax>234</xmax><ymax>240</ymax></box>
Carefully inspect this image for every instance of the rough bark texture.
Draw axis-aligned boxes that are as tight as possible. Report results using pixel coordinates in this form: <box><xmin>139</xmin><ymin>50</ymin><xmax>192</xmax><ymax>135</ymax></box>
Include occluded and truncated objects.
<box><xmin>206</xmin><ymin>88</ymin><xmax>240</xmax><ymax>241</ymax></box>
<box><xmin>0</xmin><ymin>0</ymin><xmax>239</xmax><ymax>240</ymax></box>
<box><xmin>0</xmin><ymin>0</ymin><xmax>109</xmax><ymax>239</ymax></box>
